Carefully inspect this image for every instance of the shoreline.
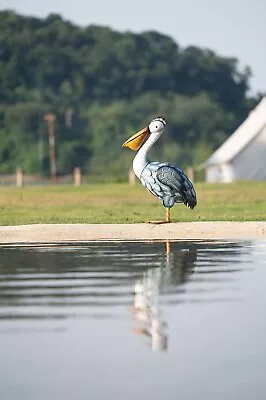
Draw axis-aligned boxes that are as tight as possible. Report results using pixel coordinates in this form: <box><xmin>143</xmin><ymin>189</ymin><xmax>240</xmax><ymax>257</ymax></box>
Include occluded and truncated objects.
<box><xmin>0</xmin><ymin>222</ymin><xmax>265</xmax><ymax>244</ymax></box>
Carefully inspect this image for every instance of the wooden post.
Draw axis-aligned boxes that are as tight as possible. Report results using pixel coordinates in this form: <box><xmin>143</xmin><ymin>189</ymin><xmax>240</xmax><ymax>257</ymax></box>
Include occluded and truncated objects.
<box><xmin>44</xmin><ymin>112</ymin><xmax>57</xmax><ymax>183</ymax></box>
<box><xmin>16</xmin><ymin>168</ymin><xmax>23</xmax><ymax>187</ymax></box>
<box><xmin>74</xmin><ymin>167</ymin><xmax>81</xmax><ymax>186</ymax></box>
<box><xmin>65</xmin><ymin>108</ymin><xmax>73</xmax><ymax>128</ymax></box>
<box><xmin>186</xmin><ymin>167</ymin><xmax>194</xmax><ymax>183</ymax></box>
<box><xmin>128</xmin><ymin>168</ymin><xmax>136</xmax><ymax>185</ymax></box>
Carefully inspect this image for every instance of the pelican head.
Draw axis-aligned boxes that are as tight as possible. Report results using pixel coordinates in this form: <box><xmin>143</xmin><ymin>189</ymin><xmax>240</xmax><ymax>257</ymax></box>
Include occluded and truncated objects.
<box><xmin>122</xmin><ymin>116</ymin><xmax>167</xmax><ymax>151</ymax></box>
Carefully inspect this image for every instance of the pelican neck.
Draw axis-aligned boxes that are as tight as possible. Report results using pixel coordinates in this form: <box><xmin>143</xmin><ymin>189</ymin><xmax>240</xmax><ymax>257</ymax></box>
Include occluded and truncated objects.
<box><xmin>132</xmin><ymin>130</ymin><xmax>162</xmax><ymax>179</ymax></box>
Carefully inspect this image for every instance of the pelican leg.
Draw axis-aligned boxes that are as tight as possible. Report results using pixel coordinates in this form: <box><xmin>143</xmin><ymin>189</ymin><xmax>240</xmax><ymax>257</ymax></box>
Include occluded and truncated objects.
<box><xmin>166</xmin><ymin>208</ymin><xmax>171</xmax><ymax>223</ymax></box>
<box><xmin>147</xmin><ymin>208</ymin><xmax>171</xmax><ymax>224</ymax></box>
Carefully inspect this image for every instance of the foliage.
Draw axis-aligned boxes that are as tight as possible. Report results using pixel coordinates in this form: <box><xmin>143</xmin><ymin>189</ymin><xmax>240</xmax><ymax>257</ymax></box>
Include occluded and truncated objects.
<box><xmin>0</xmin><ymin>10</ymin><xmax>260</xmax><ymax>178</ymax></box>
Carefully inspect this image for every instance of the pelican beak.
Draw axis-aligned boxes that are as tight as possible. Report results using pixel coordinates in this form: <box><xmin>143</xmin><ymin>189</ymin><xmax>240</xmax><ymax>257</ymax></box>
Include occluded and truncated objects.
<box><xmin>122</xmin><ymin>127</ymin><xmax>150</xmax><ymax>151</ymax></box>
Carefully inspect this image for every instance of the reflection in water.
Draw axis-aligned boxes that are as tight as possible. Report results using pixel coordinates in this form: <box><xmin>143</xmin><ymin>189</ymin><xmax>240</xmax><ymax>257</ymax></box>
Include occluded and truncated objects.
<box><xmin>1</xmin><ymin>240</ymin><xmax>266</xmax><ymax>400</ymax></box>
<box><xmin>131</xmin><ymin>241</ymin><xmax>197</xmax><ymax>352</ymax></box>
<box><xmin>0</xmin><ymin>240</ymin><xmax>250</xmax><ymax>327</ymax></box>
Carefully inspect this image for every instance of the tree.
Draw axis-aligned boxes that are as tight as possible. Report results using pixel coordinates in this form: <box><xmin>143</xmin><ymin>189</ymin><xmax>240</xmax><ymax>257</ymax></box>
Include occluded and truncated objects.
<box><xmin>0</xmin><ymin>10</ymin><xmax>258</xmax><ymax>178</ymax></box>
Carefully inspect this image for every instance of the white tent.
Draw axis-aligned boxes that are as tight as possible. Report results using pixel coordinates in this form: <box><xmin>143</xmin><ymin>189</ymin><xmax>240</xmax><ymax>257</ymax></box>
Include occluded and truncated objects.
<box><xmin>203</xmin><ymin>97</ymin><xmax>266</xmax><ymax>183</ymax></box>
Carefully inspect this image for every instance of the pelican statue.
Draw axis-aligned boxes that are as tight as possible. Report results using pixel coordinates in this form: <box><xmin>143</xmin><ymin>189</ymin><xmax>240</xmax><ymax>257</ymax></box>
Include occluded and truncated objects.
<box><xmin>122</xmin><ymin>117</ymin><xmax>197</xmax><ymax>223</ymax></box>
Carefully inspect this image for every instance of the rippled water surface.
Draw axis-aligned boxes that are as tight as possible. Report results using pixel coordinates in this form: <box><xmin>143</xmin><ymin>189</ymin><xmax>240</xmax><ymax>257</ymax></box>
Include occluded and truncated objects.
<box><xmin>0</xmin><ymin>239</ymin><xmax>266</xmax><ymax>400</ymax></box>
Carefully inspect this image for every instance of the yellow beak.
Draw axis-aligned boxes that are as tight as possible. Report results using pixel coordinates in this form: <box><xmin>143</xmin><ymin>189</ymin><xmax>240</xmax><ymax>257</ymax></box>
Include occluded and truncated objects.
<box><xmin>122</xmin><ymin>127</ymin><xmax>150</xmax><ymax>151</ymax></box>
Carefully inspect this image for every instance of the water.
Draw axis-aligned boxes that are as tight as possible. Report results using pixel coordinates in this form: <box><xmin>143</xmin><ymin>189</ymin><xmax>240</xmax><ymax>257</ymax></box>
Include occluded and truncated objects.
<box><xmin>0</xmin><ymin>239</ymin><xmax>266</xmax><ymax>400</ymax></box>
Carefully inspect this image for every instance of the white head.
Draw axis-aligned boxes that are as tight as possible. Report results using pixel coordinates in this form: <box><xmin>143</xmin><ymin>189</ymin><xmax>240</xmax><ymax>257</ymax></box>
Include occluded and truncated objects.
<box><xmin>122</xmin><ymin>116</ymin><xmax>167</xmax><ymax>151</ymax></box>
<box><xmin>148</xmin><ymin>116</ymin><xmax>167</xmax><ymax>134</ymax></box>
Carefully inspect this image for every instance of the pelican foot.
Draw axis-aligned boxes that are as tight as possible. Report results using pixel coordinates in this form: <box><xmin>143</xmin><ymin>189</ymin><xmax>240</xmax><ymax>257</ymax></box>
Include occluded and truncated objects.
<box><xmin>146</xmin><ymin>220</ymin><xmax>171</xmax><ymax>224</ymax></box>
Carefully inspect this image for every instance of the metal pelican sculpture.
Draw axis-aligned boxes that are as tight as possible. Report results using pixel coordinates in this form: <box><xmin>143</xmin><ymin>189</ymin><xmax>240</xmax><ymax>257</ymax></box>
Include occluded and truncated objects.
<box><xmin>122</xmin><ymin>117</ymin><xmax>197</xmax><ymax>223</ymax></box>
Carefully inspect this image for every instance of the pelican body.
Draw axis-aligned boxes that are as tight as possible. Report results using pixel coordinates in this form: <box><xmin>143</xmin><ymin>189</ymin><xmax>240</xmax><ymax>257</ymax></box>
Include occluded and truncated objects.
<box><xmin>122</xmin><ymin>117</ymin><xmax>197</xmax><ymax>223</ymax></box>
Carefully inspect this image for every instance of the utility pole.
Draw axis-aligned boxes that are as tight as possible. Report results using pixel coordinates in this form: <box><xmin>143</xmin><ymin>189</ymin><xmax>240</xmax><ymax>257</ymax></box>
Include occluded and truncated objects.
<box><xmin>44</xmin><ymin>112</ymin><xmax>57</xmax><ymax>183</ymax></box>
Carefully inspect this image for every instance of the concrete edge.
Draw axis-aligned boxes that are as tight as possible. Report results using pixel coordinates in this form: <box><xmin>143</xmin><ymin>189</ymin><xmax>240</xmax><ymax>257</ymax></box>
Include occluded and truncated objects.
<box><xmin>0</xmin><ymin>222</ymin><xmax>265</xmax><ymax>244</ymax></box>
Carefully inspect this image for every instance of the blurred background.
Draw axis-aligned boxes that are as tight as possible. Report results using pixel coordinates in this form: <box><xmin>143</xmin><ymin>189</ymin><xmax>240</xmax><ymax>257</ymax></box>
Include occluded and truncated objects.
<box><xmin>0</xmin><ymin>0</ymin><xmax>265</xmax><ymax>183</ymax></box>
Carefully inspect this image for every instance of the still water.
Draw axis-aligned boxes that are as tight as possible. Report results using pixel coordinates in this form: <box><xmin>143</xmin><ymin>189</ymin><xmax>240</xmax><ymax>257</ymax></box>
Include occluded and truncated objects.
<box><xmin>0</xmin><ymin>239</ymin><xmax>266</xmax><ymax>400</ymax></box>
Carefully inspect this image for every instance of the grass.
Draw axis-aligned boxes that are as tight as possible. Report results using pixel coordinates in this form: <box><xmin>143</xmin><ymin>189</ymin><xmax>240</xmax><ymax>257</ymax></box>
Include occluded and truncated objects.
<box><xmin>0</xmin><ymin>181</ymin><xmax>265</xmax><ymax>226</ymax></box>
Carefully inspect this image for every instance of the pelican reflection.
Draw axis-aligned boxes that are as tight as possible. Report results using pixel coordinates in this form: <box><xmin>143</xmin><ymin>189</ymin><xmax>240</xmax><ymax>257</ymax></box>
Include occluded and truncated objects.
<box><xmin>131</xmin><ymin>241</ymin><xmax>197</xmax><ymax>352</ymax></box>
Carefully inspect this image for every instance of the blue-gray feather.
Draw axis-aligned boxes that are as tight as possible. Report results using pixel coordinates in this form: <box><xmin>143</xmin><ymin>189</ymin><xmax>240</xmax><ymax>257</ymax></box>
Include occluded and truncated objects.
<box><xmin>140</xmin><ymin>162</ymin><xmax>197</xmax><ymax>209</ymax></box>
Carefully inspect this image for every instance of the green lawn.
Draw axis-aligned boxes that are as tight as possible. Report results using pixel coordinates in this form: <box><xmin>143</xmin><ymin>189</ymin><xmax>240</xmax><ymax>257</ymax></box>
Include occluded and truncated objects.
<box><xmin>0</xmin><ymin>181</ymin><xmax>265</xmax><ymax>225</ymax></box>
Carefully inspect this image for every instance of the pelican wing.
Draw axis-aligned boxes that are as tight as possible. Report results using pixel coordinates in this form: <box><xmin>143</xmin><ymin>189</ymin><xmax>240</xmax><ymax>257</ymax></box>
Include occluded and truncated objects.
<box><xmin>156</xmin><ymin>164</ymin><xmax>197</xmax><ymax>209</ymax></box>
<box><xmin>140</xmin><ymin>162</ymin><xmax>197</xmax><ymax>209</ymax></box>
<box><xmin>140</xmin><ymin>162</ymin><xmax>169</xmax><ymax>200</ymax></box>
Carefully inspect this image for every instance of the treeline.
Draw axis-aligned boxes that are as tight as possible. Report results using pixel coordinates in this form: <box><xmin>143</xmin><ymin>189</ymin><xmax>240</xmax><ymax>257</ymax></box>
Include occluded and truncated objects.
<box><xmin>0</xmin><ymin>10</ymin><xmax>261</xmax><ymax>179</ymax></box>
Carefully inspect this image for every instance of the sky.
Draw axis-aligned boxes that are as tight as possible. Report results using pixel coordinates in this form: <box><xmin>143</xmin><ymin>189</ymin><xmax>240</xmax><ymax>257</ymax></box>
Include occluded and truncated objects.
<box><xmin>1</xmin><ymin>0</ymin><xmax>265</xmax><ymax>94</ymax></box>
